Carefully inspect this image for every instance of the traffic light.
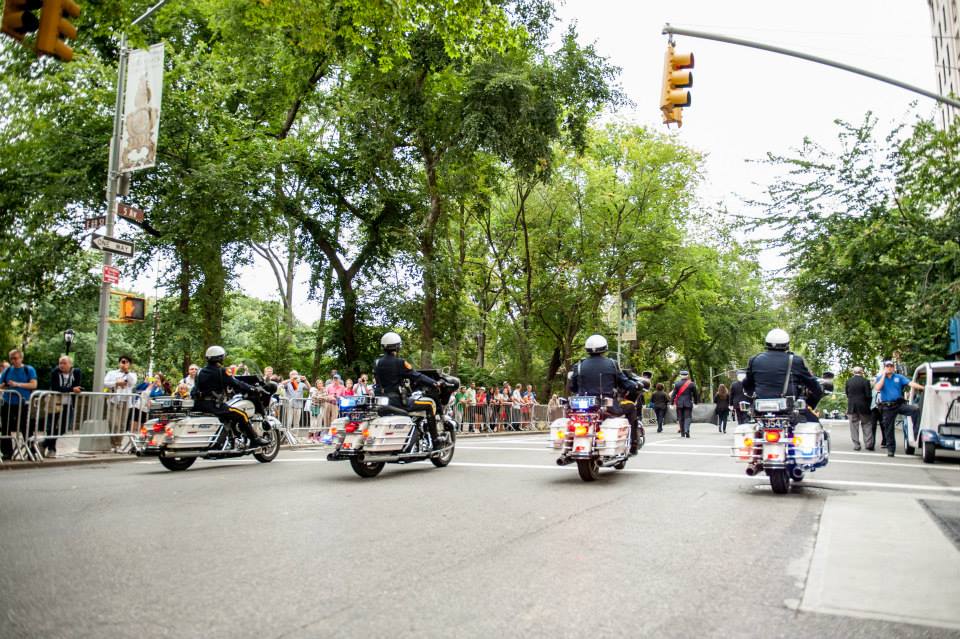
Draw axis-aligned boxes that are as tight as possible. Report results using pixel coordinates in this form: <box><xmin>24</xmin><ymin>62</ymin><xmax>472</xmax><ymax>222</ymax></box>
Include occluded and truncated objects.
<box><xmin>2</xmin><ymin>0</ymin><xmax>42</xmax><ymax>42</ymax></box>
<box><xmin>120</xmin><ymin>295</ymin><xmax>146</xmax><ymax>321</ymax></box>
<box><xmin>660</xmin><ymin>44</ymin><xmax>694</xmax><ymax>127</ymax></box>
<box><xmin>35</xmin><ymin>0</ymin><xmax>79</xmax><ymax>62</ymax></box>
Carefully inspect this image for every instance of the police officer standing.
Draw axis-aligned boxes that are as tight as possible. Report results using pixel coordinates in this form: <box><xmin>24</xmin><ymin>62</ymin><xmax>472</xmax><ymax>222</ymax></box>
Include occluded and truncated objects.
<box><xmin>874</xmin><ymin>359</ymin><xmax>923</xmax><ymax>457</ymax></box>
<box><xmin>192</xmin><ymin>346</ymin><xmax>270</xmax><ymax>448</ymax></box>
<box><xmin>374</xmin><ymin>332</ymin><xmax>442</xmax><ymax>447</ymax></box>
<box><xmin>569</xmin><ymin>335</ymin><xmax>639</xmax><ymax>455</ymax></box>
<box><xmin>743</xmin><ymin>329</ymin><xmax>823</xmax><ymax>423</ymax></box>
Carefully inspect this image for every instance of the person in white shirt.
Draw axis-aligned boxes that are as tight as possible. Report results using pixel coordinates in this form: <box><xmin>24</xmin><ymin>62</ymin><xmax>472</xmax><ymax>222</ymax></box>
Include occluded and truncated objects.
<box><xmin>180</xmin><ymin>364</ymin><xmax>199</xmax><ymax>392</ymax></box>
<box><xmin>103</xmin><ymin>355</ymin><xmax>138</xmax><ymax>446</ymax></box>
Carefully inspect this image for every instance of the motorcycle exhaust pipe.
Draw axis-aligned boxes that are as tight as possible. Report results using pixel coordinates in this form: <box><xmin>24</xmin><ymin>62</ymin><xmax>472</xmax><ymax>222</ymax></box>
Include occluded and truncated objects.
<box><xmin>790</xmin><ymin>467</ymin><xmax>805</xmax><ymax>480</ymax></box>
<box><xmin>745</xmin><ymin>463</ymin><xmax>760</xmax><ymax>476</ymax></box>
<box><xmin>556</xmin><ymin>457</ymin><xmax>574</xmax><ymax>466</ymax></box>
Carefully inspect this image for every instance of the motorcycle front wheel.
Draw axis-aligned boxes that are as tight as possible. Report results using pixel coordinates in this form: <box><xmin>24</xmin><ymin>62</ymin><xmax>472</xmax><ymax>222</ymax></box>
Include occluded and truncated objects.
<box><xmin>769</xmin><ymin>469</ymin><xmax>790</xmax><ymax>494</ymax></box>
<box><xmin>576</xmin><ymin>458</ymin><xmax>600</xmax><ymax>482</ymax></box>
<box><xmin>253</xmin><ymin>429</ymin><xmax>281</xmax><ymax>463</ymax></box>
<box><xmin>159</xmin><ymin>456</ymin><xmax>196</xmax><ymax>471</ymax></box>
<box><xmin>430</xmin><ymin>429</ymin><xmax>456</xmax><ymax>468</ymax></box>
<box><xmin>350</xmin><ymin>458</ymin><xmax>385</xmax><ymax>478</ymax></box>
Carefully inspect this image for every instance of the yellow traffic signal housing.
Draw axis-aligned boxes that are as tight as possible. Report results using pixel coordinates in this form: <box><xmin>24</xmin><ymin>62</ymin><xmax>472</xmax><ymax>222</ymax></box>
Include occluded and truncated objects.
<box><xmin>660</xmin><ymin>45</ymin><xmax>694</xmax><ymax>127</ymax></box>
<box><xmin>119</xmin><ymin>295</ymin><xmax>146</xmax><ymax>321</ymax></box>
<box><xmin>2</xmin><ymin>0</ymin><xmax>42</xmax><ymax>42</ymax></box>
<box><xmin>36</xmin><ymin>0</ymin><xmax>79</xmax><ymax>61</ymax></box>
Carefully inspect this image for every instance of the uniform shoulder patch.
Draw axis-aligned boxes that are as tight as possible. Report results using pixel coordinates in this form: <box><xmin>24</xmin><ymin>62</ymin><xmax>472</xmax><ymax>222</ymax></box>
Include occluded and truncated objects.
<box><xmin>403</xmin><ymin>361</ymin><xmax>413</xmax><ymax>370</ymax></box>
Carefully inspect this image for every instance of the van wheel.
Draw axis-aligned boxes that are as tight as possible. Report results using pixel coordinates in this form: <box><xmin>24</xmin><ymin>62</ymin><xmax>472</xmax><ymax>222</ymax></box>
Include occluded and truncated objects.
<box><xmin>922</xmin><ymin>440</ymin><xmax>936</xmax><ymax>464</ymax></box>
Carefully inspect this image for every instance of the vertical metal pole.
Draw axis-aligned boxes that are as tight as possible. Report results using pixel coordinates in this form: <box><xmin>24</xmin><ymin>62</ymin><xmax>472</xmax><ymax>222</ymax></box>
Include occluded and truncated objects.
<box><xmin>709</xmin><ymin>366</ymin><xmax>714</xmax><ymax>399</ymax></box>
<box><xmin>93</xmin><ymin>33</ymin><xmax>128</xmax><ymax>392</ymax></box>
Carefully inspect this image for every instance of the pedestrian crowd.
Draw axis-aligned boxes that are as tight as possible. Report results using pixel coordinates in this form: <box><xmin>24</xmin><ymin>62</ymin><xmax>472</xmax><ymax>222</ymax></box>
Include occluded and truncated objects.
<box><xmin>451</xmin><ymin>381</ymin><xmax>542</xmax><ymax>432</ymax></box>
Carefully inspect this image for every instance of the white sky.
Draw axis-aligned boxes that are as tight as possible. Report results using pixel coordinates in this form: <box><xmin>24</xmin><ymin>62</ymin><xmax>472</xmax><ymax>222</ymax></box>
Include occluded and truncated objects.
<box><xmin>131</xmin><ymin>0</ymin><xmax>940</xmax><ymax>324</ymax></box>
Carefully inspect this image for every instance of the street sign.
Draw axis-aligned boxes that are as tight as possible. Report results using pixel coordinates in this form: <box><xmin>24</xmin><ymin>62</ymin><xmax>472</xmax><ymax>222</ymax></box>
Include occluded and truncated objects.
<box><xmin>84</xmin><ymin>215</ymin><xmax>107</xmax><ymax>230</ymax></box>
<box><xmin>102</xmin><ymin>265</ymin><xmax>120</xmax><ymax>284</ymax></box>
<box><xmin>90</xmin><ymin>233</ymin><xmax>134</xmax><ymax>258</ymax></box>
<box><xmin>116</xmin><ymin>203</ymin><xmax>145</xmax><ymax>223</ymax></box>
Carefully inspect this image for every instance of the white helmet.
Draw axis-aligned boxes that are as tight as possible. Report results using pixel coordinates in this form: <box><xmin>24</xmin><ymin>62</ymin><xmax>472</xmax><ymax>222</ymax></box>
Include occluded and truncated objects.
<box><xmin>205</xmin><ymin>345</ymin><xmax>226</xmax><ymax>364</ymax></box>
<box><xmin>764</xmin><ymin>328</ymin><xmax>790</xmax><ymax>351</ymax></box>
<box><xmin>381</xmin><ymin>331</ymin><xmax>402</xmax><ymax>352</ymax></box>
<box><xmin>585</xmin><ymin>334</ymin><xmax>608</xmax><ymax>355</ymax></box>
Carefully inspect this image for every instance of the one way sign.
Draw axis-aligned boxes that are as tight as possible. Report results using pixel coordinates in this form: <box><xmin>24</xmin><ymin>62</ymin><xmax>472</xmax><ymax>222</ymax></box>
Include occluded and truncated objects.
<box><xmin>90</xmin><ymin>233</ymin><xmax>135</xmax><ymax>258</ymax></box>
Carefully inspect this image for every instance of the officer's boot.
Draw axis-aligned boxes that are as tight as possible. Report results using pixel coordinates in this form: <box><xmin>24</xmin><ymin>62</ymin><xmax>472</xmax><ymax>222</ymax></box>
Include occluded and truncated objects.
<box><xmin>629</xmin><ymin>424</ymin><xmax>639</xmax><ymax>456</ymax></box>
<box><xmin>426</xmin><ymin>414</ymin><xmax>443</xmax><ymax>450</ymax></box>
<box><xmin>240</xmin><ymin>421</ymin><xmax>271</xmax><ymax>449</ymax></box>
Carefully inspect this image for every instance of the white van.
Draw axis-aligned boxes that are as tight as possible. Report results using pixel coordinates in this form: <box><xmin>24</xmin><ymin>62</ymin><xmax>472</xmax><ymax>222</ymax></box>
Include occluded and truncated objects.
<box><xmin>903</xmin><ymin>361</ymin><xmax>960</xmax><ymax>463</ymax></box>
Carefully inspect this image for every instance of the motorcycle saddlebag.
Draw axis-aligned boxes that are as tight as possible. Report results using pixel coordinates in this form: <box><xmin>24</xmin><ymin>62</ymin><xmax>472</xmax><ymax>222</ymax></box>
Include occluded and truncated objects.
<box><xmin>364</xmin><ymin>416</ymin><xmax>415</xmax><ymax>453</ymax></box>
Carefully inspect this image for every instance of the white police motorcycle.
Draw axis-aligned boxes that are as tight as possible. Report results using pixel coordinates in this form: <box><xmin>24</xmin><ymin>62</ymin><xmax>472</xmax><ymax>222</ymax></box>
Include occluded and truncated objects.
<box><xmin>731</xmin><ymin>396</ymin><xmax>829</xmax><ymax>494</ymax></box>
<box><xmin>550</xmin><ymin>395</ymin><xmax>632</xmax><ymax>481</ymax></box>
<box><xmin>325</xmin><ymin>370</ymin><xmax>460</xmax><ymax>478</ymax></box>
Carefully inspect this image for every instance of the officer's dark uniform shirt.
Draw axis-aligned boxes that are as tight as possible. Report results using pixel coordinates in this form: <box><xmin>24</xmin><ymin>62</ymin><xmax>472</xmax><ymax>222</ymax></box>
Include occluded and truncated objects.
<box><xmin>192</xmin><ymin>363</ymin><xmax>254</xmax><ymax>406</ymax></box>
<box><xmin>374</xmin><ymin>353</ymin><xmax>436</xmax><ymax>405</ymax></box>
<box><xmin>570</xmin><ymin>355</ymin><xmax>638</xmax><ymax>396</ymax></box>
<box><xmin>743</xmin><ymin>350</ymin><xmax>823</xmax><ymax>408</ymax></box>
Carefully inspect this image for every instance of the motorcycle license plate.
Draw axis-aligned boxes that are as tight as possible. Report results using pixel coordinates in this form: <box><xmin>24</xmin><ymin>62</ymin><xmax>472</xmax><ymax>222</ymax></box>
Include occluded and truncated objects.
<box><xmin>573</xmin><ymin>437</ymin><xmax>592</xmax><ymax>453</ymax></box>
<box><xmin>342</xmin><ymin>434</ymin><xmax>362</xmax><ymax>450</ymax></box>
<box><xmin>763</xmin><ymin>443</ymin><xmax>785</xmax><ymax>462</ymax></box>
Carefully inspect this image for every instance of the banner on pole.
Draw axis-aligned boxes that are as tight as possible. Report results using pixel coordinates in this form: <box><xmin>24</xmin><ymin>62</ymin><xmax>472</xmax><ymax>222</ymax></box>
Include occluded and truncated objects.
<box><xmin>620</xmin><ymin>298</ymin><xmax>637</xmax><ymax>342</ymax></box>
<box><xmin>119</xmin><ymin>43</ymin><xmax>164</xmax><ymax>173</ymax></box>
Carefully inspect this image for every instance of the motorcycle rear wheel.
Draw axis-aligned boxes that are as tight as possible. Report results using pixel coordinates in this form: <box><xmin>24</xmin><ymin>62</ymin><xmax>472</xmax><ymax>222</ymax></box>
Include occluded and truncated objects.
<box><xmin>350</xmin><ymin>458</ymin><xmax>385</xmax><ymax>478</ymax></box>
<box><xmin>576</xmin><ymin>458</ymin><xmax>600</xmax><ymax>482</ymax></box>
<box><xmin>430</xmin><ymin>429</ymin><xmax>456</xmax><ymax>468</ymax></box>
<box><xmin>253</xmin><ymin>429</ymin><xmax>281</xmax><ymax>463</ymax></box>
<box><xmin>769</xmin><ymin>469</ymin><xmax>790</xmax><ymax>494</ymax></box>
<box><xmin>159</xmin><ymin>456</ymin><xmax>196</xmax><ymax>471</ymax></box>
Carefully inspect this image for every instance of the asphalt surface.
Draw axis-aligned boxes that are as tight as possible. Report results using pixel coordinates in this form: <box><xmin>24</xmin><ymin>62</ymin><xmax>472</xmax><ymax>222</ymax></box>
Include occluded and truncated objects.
<box><xmin>1</xmin><ymin>421</ymin><xmax>959</xmax><ymax>638</ymax></box>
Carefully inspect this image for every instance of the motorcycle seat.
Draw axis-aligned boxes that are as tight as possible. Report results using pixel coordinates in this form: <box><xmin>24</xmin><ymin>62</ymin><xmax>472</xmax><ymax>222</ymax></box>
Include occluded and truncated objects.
<box><xmin>377</xmin><ymin>405</ymin><xmax>410</xmax><ymax>417</ymax></box>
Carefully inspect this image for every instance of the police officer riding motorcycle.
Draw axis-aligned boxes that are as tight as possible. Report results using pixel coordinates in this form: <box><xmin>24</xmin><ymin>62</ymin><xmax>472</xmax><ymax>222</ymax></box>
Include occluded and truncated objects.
<box><xmin>373</xmin><ymin>332</ymin><xmax>442</xmax><ymax>449</ymax></box>
<box><xmin>193</xmin><ymin>346</ymin><xmax>271</xmax><ymax>449</ymax></box>
<box><xmin>553</xmin><ymin>335</ymin><xmax>640</xmax><ymax>481</ymax></box>
<box><xmin>733</xmin><ymin>328</ymin><xmax>830</xmax><ymax>493</ymax></box>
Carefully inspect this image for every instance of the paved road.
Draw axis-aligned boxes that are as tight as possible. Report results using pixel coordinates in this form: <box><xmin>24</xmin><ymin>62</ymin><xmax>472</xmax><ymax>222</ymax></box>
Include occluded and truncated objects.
<box><xmin>1</xmin><ymin>421</ymin><xmax>959</xmax><ymax>638</ymax></box>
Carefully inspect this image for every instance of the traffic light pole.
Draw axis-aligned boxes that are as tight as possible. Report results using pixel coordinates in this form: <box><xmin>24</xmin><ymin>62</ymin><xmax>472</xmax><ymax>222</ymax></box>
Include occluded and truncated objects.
<box><xmin>92</xmin><ymin>0</ymin><xmax>168</xmax><ymax>390</ymax></box>
<box><xmin>662</xmin><ymin>24</ymin><xmax>960</xmax><ymax>110</ymax></box>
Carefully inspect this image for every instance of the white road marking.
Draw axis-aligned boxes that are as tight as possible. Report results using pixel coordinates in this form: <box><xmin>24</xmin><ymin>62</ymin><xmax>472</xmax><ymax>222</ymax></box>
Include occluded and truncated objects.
<box><xmin>456</xmin><ymin>446</ymin><xmax>960</xmax><ymax>471</ymax></box>
<box><xmin>134</xmin><ymin>457</ymin><xmax>960</xmax><ymax>492</ymax></box>
<box><xmin>443</xmin><ymin>461</ymin><xmax>960</xmax><ymax>492</ymax></box>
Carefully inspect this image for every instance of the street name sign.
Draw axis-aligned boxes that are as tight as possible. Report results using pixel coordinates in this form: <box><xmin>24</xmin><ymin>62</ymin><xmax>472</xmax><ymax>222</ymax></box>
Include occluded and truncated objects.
<box><xmin>102</xmin><ymin>265</ymin><xmax>121</xmax><ymax>284</ymax></box>
<box><xmin>84</xmin><ymin>215</ymin><xmax>107</xmax><ymax>230</ymax></box>
<box><xmin>91</xmin><ymin>233</ymin><xmax>134</xmax><ymax>258</ymax></box>
<box><xmin>117</xmin><ymin>203</ymin><xmax>145</xmax><ymax>223</ymax></box>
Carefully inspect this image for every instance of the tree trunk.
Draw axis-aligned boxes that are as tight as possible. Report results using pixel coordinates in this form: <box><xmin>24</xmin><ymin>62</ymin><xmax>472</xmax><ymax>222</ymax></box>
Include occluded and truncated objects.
<box><xmin>311</xmin><ymin>267</ymin><xmax>333</xmax><ymax>380</ymax></box>
<box><xmin>177</xmin><ymin>246</ymin><xmax>192</xmax><ymax>376</ymax></box>
<box><xmin>419</xmin><ymin>148</ymin><xmax>443</xmax><ymax>369</ymax></box>
<box><xmin>197</xmin><ymin>249</ymin><xmax>226</xmax><ymax>348</ymax></box>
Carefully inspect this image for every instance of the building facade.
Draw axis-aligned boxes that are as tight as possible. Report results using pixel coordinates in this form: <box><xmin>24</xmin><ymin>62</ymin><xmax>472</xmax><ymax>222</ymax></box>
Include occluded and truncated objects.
<box><xmin>929</xmin><ymin>0</ymin><xmax>960</xmax><ymax>127</ymax></box>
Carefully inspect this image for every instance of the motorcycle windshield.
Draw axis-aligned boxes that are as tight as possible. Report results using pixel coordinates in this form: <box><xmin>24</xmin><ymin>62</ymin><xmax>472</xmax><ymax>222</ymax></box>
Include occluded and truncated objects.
<box><xmin>228</xmin><ymin>359</ymin><xmax>265</xmax><ymax>386</ymax></box>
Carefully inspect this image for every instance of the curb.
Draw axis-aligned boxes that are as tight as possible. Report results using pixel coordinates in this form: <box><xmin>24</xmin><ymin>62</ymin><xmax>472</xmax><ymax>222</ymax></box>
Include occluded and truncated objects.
<box><xmin>0</xmin><ymin>454</ymin><xmax>137</xmax><ymax>471</ymax></box>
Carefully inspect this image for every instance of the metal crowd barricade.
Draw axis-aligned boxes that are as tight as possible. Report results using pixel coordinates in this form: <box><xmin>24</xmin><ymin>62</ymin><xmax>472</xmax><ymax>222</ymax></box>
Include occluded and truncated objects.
<box><xmin>27</xmin><ymin>390</ymin><xmax>145</xmax><ymax>459</ymax></box>
<box><xmin>456</xmin><ymin>403</ymin><xmax>552</xmax><ymax>432</ymax></box>
<box><xmin>275</xmin><ymin>396</ymin><xmax>331</xmax><ymax>445</ymax></box>
<box><xmin>1</xmin><ymin>388</ymin><xmax>35</xmax><ymax>462</ymax></box>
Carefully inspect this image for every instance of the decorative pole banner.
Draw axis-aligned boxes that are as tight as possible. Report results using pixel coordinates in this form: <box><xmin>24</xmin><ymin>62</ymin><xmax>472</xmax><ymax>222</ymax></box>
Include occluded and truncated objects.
<box><xmin>119</xmin><ymin>43</ymin><xmax>164</xmax><ymax>173</ymax></box>
<box><xmin>620</xmin><ymin>298</ymin><xmax>637</xmax><ymax>342</ymax></box>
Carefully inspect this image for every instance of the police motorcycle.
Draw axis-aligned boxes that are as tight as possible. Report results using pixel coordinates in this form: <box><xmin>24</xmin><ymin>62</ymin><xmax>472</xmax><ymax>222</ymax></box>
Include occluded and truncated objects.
<box><xmin>550</xmin><ymin>394</ymin><xmax>632</xmax><ymax>481</ymax></box>
<box><xmin>326</xmin><ymin>369</ymin><xmax>460</xmax><ymax>478</ymax></box>
<box><xmin>731</xmin><ymin>395</ymin><xmax>829</xmax><ymax>494</ymax></box>
<box><xmin>133</xmin><ymin>364</ymin><xmax>281</xmax><ymax>471</ymax></box>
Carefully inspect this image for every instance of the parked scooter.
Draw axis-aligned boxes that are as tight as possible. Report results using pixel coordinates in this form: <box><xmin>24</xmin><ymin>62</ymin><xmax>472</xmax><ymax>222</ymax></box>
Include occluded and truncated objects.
<box><xmin>731</xmin><ymin>397</ymin><xmax>829</xmax><ymax>494</ymax></box>
<box><xmin>550</xmin><ymin>395</ymin><xmax>632</xmax><ymax>481</ymax></box>
<box><xmin>134</xmin><ymin>376</ymin><xmax>281</xmax><ymax>471</ymax></box>
<box><xmin>326</xmin><ymin>370</ymin><xmax>460</xmax><ymax>478</ymax></box>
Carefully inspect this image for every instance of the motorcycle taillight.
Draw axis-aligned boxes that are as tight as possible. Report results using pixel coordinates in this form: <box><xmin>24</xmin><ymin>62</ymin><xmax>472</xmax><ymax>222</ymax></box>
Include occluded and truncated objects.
<box><xmin>345</xmin><ymin>422</ymin><xmax>359</xmax><ymax>433</ymax></box>
<box><xmin>764</xmin><ymin>430</ymin><xmax>781</xmax><ymax>443</ymax></box>
<box><xmin>152</xmin><ymin>421</ymin><xmax>167</xmax><ymax>432</ymax></box>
